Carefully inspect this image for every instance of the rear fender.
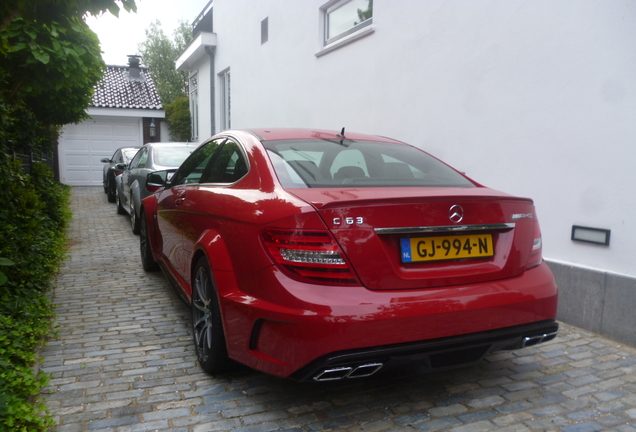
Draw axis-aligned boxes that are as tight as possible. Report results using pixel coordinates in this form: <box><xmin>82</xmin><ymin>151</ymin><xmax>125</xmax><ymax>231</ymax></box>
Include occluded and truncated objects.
<box><xmin>192</xmin><ymin>230</ymin><xmax>245</xmax><ymax>360</ymax></box>
<box><xmin>192</xmin><ymin>229</ymin><xmax>235</xmax><ymax>289</ymax></box>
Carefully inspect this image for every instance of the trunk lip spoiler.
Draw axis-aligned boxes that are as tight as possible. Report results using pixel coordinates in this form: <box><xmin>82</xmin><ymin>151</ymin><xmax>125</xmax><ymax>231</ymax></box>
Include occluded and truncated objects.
<box><xmin>374</xmin><ymin>223</ymin><xmax>515</xmax><ymax>235</ymax></box>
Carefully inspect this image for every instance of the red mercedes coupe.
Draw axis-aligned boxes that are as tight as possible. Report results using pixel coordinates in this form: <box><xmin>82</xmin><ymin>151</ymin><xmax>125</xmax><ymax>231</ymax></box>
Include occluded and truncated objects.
<box><xmin>139</xmin><ymin>128</ymin><xmax>558</xmax><ymax>381</ymax></box>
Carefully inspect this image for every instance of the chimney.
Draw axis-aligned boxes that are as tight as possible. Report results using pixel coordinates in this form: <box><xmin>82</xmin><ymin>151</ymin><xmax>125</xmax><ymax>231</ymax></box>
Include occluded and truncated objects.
<box><xmin>127</xmin><ymin>55</ymin><xmax>143</xmax><ymax>81</ymax></box>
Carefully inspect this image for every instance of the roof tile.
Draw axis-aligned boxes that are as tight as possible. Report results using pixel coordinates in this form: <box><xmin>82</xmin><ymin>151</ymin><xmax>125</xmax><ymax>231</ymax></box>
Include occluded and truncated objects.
<box><xmin>91</xmin><ymin>65</ymin><xmax>162</xmax><ymax>110</ymax></box>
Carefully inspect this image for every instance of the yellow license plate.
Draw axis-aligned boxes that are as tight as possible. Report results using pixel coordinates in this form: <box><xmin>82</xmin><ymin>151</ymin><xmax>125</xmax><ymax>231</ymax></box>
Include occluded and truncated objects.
<box><xmin>400</xmin><ymin>234</ymin><xmax>494</xmax><ymax>263</ymax></box>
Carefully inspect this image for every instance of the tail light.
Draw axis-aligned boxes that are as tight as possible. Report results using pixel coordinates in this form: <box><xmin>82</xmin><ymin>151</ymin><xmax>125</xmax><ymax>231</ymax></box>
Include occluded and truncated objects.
<box><xmin>526</xmin><ymin>219</ymin><xmax>543</xmax><ymax>270</ymax></box>
<box><xmin>262</xmin><ymin>229</ymin><xmax>360</xmax><ymax>286</ymax></box>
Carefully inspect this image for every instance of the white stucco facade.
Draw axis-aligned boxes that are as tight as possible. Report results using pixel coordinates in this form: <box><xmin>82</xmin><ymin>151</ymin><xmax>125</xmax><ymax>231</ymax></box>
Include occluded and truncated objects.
<box><xmin>178</xmin><ymin>0</ymin><xmax>636</xmax><ymax>278</ymax></box>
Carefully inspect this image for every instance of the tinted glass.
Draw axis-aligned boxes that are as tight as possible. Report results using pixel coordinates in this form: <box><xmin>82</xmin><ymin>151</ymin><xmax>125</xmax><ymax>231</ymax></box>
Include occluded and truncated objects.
<box><xmin>264</xmin><ymin>139</ymin><xmax>475</xmax><ymax>188</ymax></box>
<box><xmin>171</xmin><ymin>139</ymin><xmax>223</xmax><ymax>186</ymax></box>
<box><xmin>201</xmin><ymin>140</ymin><xmax>248</xmax><ymax>184</ymax></box>
<box><xmin>152</xmin><ymin>146</ymin><xmax>194</xmax><ymax>168</ymax></box>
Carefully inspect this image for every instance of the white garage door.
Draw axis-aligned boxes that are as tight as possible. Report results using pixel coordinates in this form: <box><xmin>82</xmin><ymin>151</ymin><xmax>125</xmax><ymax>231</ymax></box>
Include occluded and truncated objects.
<box><xmin>59</xmin><ymin>117</ymin><xmax>141</xmax><ymax>186</ymax></box>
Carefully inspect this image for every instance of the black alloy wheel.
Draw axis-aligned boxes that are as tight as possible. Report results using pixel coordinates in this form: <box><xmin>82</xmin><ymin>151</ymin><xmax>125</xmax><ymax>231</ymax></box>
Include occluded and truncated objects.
<box><xmin>139</xmin><ymin>211</ymin><xmax>159</xmax><ymax>272</ymax></box>
<box><xmin>191</xmin><ymin>257</ymin><xmax>230</xmax><ymax>374</ymax></box>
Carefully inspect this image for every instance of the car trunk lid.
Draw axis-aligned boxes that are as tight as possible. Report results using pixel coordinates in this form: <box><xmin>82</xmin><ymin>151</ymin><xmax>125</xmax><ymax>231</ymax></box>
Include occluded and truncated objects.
<box><xmin>288</xmin><ymin>187</ymin><xmax>538</xmax><ymax>290</ymax></box>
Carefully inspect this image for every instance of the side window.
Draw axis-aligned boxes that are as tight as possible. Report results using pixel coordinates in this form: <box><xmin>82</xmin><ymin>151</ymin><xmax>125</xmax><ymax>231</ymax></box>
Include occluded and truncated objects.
<box><xmin>189</xmin><ymin>73</ymin><xmax>199</xmax><ymax>141</ymax></box>
<box><xmin>322</xmin><ymin>0</ymin><xmax>373</xmax><ymax>45</ymax></box>
<box><xmin>113</xmin><ymin>150</ymin><xmax>122</xmax><ymax>164</ymax></box>
<box><xmin>171</xmin><ymin>139</ymin><xmax>224</xmax><ymax>186</ymax></box>
<box><xmin>128</xmin><ymin>148</ymin><xmax>145</xmax><ymax>169</ymax></box>
<box><xmin>202</xmin><ymin>140</ymin><xmax>248</xmax><ymax>184</ymax></box>
<box><xmin>137</xmin><ymin>148</ymin><xmax>149</xmax><ymax>168</ymax></box>
<box><xmin>330</xmin><ymin>149</ymin><xmax>368</xmax><ymax>179</ymax></box>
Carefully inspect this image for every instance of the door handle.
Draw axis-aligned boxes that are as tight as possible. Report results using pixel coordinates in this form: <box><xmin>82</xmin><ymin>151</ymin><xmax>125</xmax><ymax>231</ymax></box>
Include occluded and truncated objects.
<box><xmin>175</xmin><ymin>191</ymin><xmax>186</xmax><ymax>206</ymax></box>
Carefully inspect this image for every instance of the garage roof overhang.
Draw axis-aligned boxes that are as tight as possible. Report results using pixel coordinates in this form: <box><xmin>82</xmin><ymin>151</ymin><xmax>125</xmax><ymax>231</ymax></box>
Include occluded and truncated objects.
<box><xmin>87</xmin><ymin>107</ymin><xmax>166</xmax><ymax>118</ymax></box>
<box><xmin>176</xmin><ymin>31</ymin><xmax>217</xmax><ymax>71</ymax></box>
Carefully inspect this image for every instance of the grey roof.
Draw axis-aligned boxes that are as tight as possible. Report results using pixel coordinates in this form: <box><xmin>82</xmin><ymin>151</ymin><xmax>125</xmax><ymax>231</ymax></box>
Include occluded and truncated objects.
<box><xmin>91</xmin><ymin>65</ymin><xmax>163</xmax><ymax>110</ymax></box>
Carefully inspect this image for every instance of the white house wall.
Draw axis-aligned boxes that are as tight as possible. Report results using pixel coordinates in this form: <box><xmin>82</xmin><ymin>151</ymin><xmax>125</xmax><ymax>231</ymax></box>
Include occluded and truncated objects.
<box><xmin>207</xmin><ymin>0</ymin><xmax>636</xmax><ymax>278</ymax></box>
<box><xmin>190</xmin><ymin>53</ymin><xmax>215</xmax><ymax>142</ymax></box>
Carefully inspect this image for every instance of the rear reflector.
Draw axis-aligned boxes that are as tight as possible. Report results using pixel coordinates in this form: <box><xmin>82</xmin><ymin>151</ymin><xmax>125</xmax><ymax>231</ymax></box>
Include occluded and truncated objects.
<box><xmin>526</xmin><ymin>220</ymin><xmax>543</xmax><ymax>270</ymax></box>
<box><xmin>262</xmin><ymin>229</ymin><xmax>359</xmax><ymax>285</ymax></box>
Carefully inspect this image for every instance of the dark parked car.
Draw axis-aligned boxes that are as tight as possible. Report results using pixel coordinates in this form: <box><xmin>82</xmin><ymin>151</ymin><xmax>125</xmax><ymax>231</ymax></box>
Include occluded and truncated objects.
<box><xmin>139</xmin><ymin>128</ymin><xmax>558</xmax><ymax>382</ymax></box>
<box><xmin>115</xmin><ymin>142</ymin><xmax>196</xmax><ymax>234</ymax></box>
<box><xmin>101</xmin><ymin>147</ymin><xmax>141</xmax><ymax>202</ymax></box>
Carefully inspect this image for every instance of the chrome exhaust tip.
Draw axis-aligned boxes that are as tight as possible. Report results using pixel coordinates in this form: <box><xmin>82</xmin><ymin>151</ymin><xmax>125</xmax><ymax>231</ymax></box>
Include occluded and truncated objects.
<box><xmin>521</xmin><ymin>331</ymin><xmax>558</xmax><ymax>348</ymax></box>
<box><xmin>313</xmin><ymin>363</ymin><xmax>383</xmax><ymax>381</ymax></box>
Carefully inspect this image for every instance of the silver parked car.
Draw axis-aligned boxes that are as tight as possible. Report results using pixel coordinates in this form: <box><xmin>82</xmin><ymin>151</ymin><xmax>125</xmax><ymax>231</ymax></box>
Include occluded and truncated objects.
<box><xmin>101</xmin><ymin>147</ymin><xmax>141</xmax><ymax>203</ymax></box>
<box><xmin>115</xmin><ymin>142</ymin><xmax>197</xmax><ymax>234</ymax></box>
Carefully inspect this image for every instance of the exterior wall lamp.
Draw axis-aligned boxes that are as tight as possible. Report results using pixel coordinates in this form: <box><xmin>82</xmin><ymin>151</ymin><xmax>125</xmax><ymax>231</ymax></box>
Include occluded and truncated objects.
<box><xmin>149</xmin><ymin>119</ymin><xmax>156</xmax><ymax>138</ymax></box>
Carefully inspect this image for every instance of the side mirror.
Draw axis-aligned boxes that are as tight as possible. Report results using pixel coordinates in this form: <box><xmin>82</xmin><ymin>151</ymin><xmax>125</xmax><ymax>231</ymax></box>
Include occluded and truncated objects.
<box><xmin>146</xmin><ymin>170</ymin><xmax>175</xmax><ymax>192</ymax></box>
<box><xmin>100</xmin><ymin>158</ymin><xmax>111</xmax><ymax>163</ymax></box>
<box><xmin>115</xmin><ymin>163</ymin><xmax>127</xmax><ymax>170</ymax></box>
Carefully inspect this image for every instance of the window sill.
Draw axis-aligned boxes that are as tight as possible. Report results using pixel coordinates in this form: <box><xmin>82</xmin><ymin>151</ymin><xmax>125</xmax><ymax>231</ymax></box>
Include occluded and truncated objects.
<box><xmin>315</xmin><ymin>25</ymin><xmax>375</xmax><ymax>58</ymax></box>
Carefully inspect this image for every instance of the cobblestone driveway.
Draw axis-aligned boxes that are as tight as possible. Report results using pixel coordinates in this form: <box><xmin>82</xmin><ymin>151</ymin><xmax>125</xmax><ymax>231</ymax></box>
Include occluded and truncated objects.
<box><xmin>41</xmin><ymin>187</ymin><xmax>636</xmax><ymax>432</ymax></box>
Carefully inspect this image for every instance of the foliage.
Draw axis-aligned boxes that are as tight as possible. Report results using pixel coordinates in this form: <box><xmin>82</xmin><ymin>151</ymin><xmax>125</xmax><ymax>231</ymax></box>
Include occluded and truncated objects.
<box><xmin>164</xmin><ymin>96</ymin><xmax>191</xmax><ymax>142</ymax></box>
<box><xmin>1</xmin><ymin>0</ymin><xmax>136</xmax><ymax>31</ymax></box>
<box><xmin>0</xmin><ymin>15</ymin><xmax>105</xmax><ymax>128</ymax></box>
<box><xmin>0</xmin><ymin>295</ymin><xmax>56</xmax><ymax>432</ymax></box>
<box><xmin>0</xmin><ymin>258</ymin><xmax>13</xmax><ymax>286</ymax></box>
<box><xmin>138</xmin><ymin>20</ymin><xmax>193</xmax><ymax>105</ymax></box>
<box><xmin>0</xmin><ymin>153</ymin><xmax>70</xmax><ymax>431</ymax></box>
<box><xmin>0</xmin><ymin>102</ymin><xmax>60</xmax><ymax>155</ymax></box>
<box><xmin>0</xmin><ymin>0</ymin><xmax>134</xmax><ymax>430</ymax></box>
<box><xmin>357</xmin><ymin>0</ymin><xmax>373</xmax><ymax>22</ymax></box>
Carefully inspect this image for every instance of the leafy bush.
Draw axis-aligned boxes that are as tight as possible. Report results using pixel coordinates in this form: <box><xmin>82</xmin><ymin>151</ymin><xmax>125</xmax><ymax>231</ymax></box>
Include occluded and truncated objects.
<box><xmin>165</xmin><ymin>96</ymin><xmax>191</xmax><ymax>142</ymax></box>
<box><xmin>0</xmin><ymin>153</ymin><xmax>70</xmax><ymax>431</ymax></box>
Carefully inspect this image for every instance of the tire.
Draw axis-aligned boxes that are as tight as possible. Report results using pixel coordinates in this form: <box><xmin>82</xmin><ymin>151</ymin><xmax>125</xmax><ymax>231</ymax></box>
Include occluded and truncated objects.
<box><xmin>116</xmin><ymin>188</ymin><xmax>126</xmax><ymax>215</ymax></box>
<box><xmin>107</xmin><ymin>174</ymin><xmax>116</xmax><ymax>203</ymax></box>
<box><xmin>139</xmin><ymin>211</ymin><xmax>159</xmax><ymax>272</ymax></box>
<box><xmin>130</xmin><ymin>200</ymin><xmax>140</xmax><ymax>234</ymax></box>
<box><xmin>191</xmin><ymin>257</ymin><xmax>230</xmax><ymax>374</ymax></box>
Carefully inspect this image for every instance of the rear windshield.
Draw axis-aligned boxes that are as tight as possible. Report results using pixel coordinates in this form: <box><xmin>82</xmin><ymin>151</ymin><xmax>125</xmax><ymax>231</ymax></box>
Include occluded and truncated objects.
<box><xmin>264</xmin><ymin>139</ymin><xmax>475</xmax><ymax>188</ymax></box>
<box><xmin>123</xmin><ymin>149</ymin><xmax>139</xmax><ymax>162</ymax></box>
<box><xmin>153</xmin><ymin>146</ymin><xmax>193</xmax><ymax>168</ymax></box>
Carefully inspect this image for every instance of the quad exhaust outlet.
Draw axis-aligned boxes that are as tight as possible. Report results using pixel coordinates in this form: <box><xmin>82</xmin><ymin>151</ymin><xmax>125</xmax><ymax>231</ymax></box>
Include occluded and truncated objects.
<box><xmin>312</xmin><ymin>363</ymin><xmax>383</xmax><ymax>381</ymax></box>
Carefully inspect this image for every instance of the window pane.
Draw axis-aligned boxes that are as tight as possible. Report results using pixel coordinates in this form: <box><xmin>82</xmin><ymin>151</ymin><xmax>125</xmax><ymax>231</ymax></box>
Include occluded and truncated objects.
<box><xmin>152</xmin><ymin>146</ymin><xmax>194</xmax><ymax>168</ymax></box>
<box><xmin>129</xmin><ymin>148</ymin><xmax>144</xmax><ymax>168</ymax></box>
<box><xmin>189</xmin><ymin>73</ymin><xmax>198</xmax><ymax>140</ymax></box>
<box><xmin>173</xmin><ymin>139</ymin><xmax>223</xmax><ymax>185</ymax></box>
<box><xmin>264</xmin><ymin>139</ymin><xmax>475</xmax><ymax>188</ymax></box>
<box><xmin>202</xmin><ymin>141</ymin><xmax>247</xmax><ymax>183</ymax></box>
<box><xmin>327</xmin><ymin>0</ymin><xmax>373</xmax><ymax>41</ymax></box>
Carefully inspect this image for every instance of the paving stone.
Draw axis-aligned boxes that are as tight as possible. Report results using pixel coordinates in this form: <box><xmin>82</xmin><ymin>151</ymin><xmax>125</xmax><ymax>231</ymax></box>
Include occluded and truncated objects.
<box><xmin>39</xmin><ymin>188</ymin><xmax>636</xmax><ymax>431</ymax></box>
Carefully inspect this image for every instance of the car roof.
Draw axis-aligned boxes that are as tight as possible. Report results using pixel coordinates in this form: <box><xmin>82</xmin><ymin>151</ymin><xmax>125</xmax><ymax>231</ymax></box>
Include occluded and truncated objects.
<box><xmin>143</xmin><ymin>142</ymin><xmax>196</xmax><ymax>147</ymax></box>
<box><xmin>245</xmin><ymin>128</ymin><xmax>403</xmax><ymax>144</ymax></box>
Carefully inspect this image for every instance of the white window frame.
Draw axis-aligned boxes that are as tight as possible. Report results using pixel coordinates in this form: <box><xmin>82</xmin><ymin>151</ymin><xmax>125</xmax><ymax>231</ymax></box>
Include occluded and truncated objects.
<box><xmin>189</xmin><ymin>72</ymin><xmax>199</xmax><ymax>141</ymax></box>
<box><xmin>219</xmin><ymin>68</ymin><xmax>231</xmax><ymax>131</ymax></box>
<box><xmin>316</xmin><ymin>0</ymin><xmax>374</xmax><ymax>57</ymax></box>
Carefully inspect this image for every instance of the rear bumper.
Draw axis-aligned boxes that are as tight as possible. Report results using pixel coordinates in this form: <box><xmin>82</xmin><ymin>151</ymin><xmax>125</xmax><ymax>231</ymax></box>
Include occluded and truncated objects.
<box><xmin>291</xmin><ymin>319</ymin><xmax>558</xmax><ymax>382</ymax></box>
<box><xmin>218</xmin><ymin>261</ymin><xmax>558</xmax><ymax>379</ymax></box>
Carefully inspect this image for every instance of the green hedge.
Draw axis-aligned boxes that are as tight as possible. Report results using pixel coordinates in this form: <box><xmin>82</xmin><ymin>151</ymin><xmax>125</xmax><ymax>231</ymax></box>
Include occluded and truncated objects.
<box><xmin>0</xmin><ymin>155</ymin><xmax>70</xmax><ymax>431</ymax></box>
